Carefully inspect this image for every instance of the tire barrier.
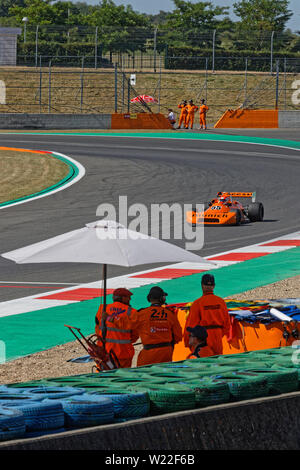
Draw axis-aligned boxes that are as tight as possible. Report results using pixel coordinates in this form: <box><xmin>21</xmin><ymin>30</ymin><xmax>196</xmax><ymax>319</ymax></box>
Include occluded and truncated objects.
<box><xmin>20</xmin><ymin>386</ymin><xmax>85</xmax><ymax>399</ymax></box>
<box><xmin>59</xmin><ymin>396</ymin><xmax>114</xmax><ymax>428</ymax></box>
<box><xmin>76</xmin><ymin>391</ymin><xmax>150</xmax><ymax>419</ymax></box>
<box><xmin>180</xmin><ymin>379</ymin><xmax>231</xmax><ymax>408</ymax></box>
<box><xmin>238</xmin><ymin>369</ymin><xmax>299</xmax><ymax>395</ymax></box>
<box><xmin>6</xmin><ymin>381</ymin><xmax>52</xmax><ymax>389</ymax></box>
<box><xmin>130</xmin><ymin>384</ymin><xmax>196</xmax><ymax>414</ymax></box>
<box><xmin>0</xmin><ymin>393</ymin><xmax>41</xmax><ymax>403</ymax></box>
<box><xmin>0</xmin><ymin>401</ymin><xmax>64</xmax><ymax>431</ymax></box>
<box><xmin>0</xmin><ymin>407</ymin><xmax>26</xmax><ymax>442</ymax></box>
<box><xmin>213</xmin><ymin>373</ymin><xmax>270</xmax><ymax>401</ymax></box>
<box><xmin>1</xmin><ymin>346</ymin><xmax>300</xmax><ymax>443</ymax></box>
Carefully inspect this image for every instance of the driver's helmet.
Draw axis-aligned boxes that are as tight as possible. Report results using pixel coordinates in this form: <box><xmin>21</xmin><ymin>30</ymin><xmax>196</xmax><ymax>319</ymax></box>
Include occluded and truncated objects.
<box><xmin>219</xmin><ymin>195</ymin><xmax>227</xmax><ymax>204</ymax></box>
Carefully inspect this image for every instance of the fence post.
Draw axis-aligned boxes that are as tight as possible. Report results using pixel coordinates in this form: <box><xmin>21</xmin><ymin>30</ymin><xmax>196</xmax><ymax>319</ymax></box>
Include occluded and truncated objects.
<box><xmin>127</xmin><ymin>78</ymin><xmax>130</xmax><ymax>113</ymax></box>
<box><xmin>39</xmin><ymin>55</ymin><xmax>42</xmax><ymax>113</ymax></box>
<box><xmin>114</xmin><ymin>62</ymin><xmax>118</xmax><ymax>113</ymax></box>
<box><xmin>244</xmin><ymin>57</ymin><xmax>248</xmax><ymax>105</ymax></box>
<box><xmin>35</xmin><ymin>25</ymin><xmax>39</xmax><ymax>68</ymax></box>
<box><xmin>95</xmin><ymin>26</ymin><xmax>98</xmax><ymax>69</ymax></box>
<box><xmin>205</xmin><ymin>57</ymin><xmax>208</xmax><ymax>102</ymax></box>
<box><xmin>48</xmin><ymin>60</ymin><xmax>51</xmax><ymax>113</ymax></box>
<box><xmin>122</xmin><ymin>71</ymin><xmax>125</xmax><ymax>112</ymax></box>
<box><xmin>154</xmin><ymin>26</ymin><xmax>158</xmax><ymax>73</ymax></box>
<box><xmin>158</xmin><ymin>56</ymin><xmax>162</xmax><ymax>113</ymax></box>
<box><xmin>270</xmin><ymin>31</ymin><xmax>275</xmax><ymax>75</ymax></box>
<box><xmin>275</xmin><ymin>59</ymin><xmax>279</xmax><ymax>109</ymax></box>
<box><xmin>284</xmin><ymin>57</ymin><xmax>287</xmax><ymax>110</ymax></box>
<box><xmin>23</xmin><ymin>18</ymin><xmax>27</xmax><ymax>43</ymax></box>
<box><xmin>212</xmin><ymin>29</ymin><xmax>216</xmax><ymax>73</ymax></box>
<box><xmin>80</xmin><ymin>56</ymin><xmax>84</xmax><ymax>113</ymax></box>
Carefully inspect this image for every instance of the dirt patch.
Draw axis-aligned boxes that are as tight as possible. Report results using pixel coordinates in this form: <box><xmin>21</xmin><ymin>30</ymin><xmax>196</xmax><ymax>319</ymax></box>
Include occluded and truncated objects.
<box><xmin>1</xmin><ymin>275</ymin><xmax>299</xmax><ymax>385</ymax></box>
<box><xmin>0</xmin><ymin>149</ymin><xmax>69</xmax><ymax>203</ymax></box>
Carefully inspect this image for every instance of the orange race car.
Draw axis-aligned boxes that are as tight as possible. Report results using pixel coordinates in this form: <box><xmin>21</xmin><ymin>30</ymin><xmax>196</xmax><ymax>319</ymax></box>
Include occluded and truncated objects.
<box><xmin>186</xmin><ymin>192</ymin><xmax>264</xmax><ymax>226</ymax></box>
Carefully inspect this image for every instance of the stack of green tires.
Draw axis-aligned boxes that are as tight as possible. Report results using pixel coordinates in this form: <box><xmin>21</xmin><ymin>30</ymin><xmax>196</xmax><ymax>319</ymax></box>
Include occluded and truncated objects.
<box><xmin>238</xmin><ymin>368</ymin><xmax>299</xmax><ymax>395</ymax></box>
<box><xmin>176</xmin><ymin>378</ymin><xmax>231</xmax><ymax>408</ymax></box>
<box><xmin>213</xmin><ymin>372</ymin><xmax>269</xmax><ymax>401</ymax></box>
<box><xmin>128</xmin><ymin>383</ymin><xmax>196</xmax><ymax>415</ymax></box>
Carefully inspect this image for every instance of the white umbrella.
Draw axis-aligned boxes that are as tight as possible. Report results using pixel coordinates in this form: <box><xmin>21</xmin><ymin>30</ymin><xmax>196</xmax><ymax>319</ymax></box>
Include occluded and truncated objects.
<box><xmin>2</xmin><ymin>220</ymin><xmax>214</xmax><ymax>311</ymax></box>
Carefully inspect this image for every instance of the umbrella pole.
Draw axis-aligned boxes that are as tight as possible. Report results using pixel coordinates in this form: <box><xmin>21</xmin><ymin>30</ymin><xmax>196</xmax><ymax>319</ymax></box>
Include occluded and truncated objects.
<box><xmin>102</xmin><ymin>264</ymin><xmax>108</xmax><ymax>341</ymax></box>
<box><xmin>103</xmin><ymin>263</ymin><xmax>107</xmax><ymax>311</ymax></box>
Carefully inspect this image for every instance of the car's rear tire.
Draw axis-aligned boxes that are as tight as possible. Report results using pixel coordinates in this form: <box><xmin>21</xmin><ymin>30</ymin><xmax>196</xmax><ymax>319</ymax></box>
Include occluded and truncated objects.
<box><xmin>247</xmin><ymin>202</ymin><xmax>264</xmax><ymax>222</ymax></box>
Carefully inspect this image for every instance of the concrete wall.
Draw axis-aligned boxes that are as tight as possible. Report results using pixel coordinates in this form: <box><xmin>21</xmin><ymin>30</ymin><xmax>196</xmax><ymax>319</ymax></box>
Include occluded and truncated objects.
<box><xmin>0</xmin><ymin>113</ymin><xmax>112</xmax><ymax>129</ymax></box>
<box><xmin>279</xmin><ymin>111</ymin><xmax>300</xmax><ymax>128</ymax></box>
<box><xmin>0</xmin><ymin>28</ymin><xmax>21</xmax><ymax>66</ymax></box>
<box><xmin>1</xmin><ymin>391</ymin><xmax>300</xmax><ymax>450</ymax></box>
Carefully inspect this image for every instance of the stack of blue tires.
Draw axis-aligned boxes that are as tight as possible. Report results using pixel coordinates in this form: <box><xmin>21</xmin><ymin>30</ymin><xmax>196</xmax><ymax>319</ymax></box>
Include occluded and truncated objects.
<box><xmin>0</xmin><ymin>384</ymin><xmax>150</xmax><ymax>441</ymax></box>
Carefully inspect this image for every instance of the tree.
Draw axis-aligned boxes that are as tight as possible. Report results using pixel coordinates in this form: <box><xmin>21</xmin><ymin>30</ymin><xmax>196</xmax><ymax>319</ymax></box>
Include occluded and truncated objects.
<box><xmin>147</xmin><ymin>10</ymin><xmax>169</xmax><ymax>25</ymax></box>
<box><xmin>0</xmin><ymin>0</ymin><xmax>25</xmax><ymax>17</ymax></box>
<box><xmin>82</xmin><ymin>0</ymin><xmax>151</xmax><ymax>54</ymax></box>
<box><xmin>233</xmin><ymin>0</ymin><xmax>293</xmax><ymax>50</ymax></box>
<box><xmin>10</xmin><ymin>0</ymin><xmax>79</xmax><ymax>25</ymax></box>
<box><xmin>233</xmin><ymin>0</ymin><xmax>292</xmax><ymax>32</ymax></box>
<box><xmin>163</xmin><ymin>0</ymin><xmax>231</xmax><ymax>47</ymax></box>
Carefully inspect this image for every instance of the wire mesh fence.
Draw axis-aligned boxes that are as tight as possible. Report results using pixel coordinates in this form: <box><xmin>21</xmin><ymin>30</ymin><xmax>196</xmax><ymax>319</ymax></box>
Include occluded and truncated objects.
<box><xmin>0</xmin><ymin>57</ymin><xmax>299</xmax><ymax>124</ymax></box>
<box><xmin>0</xmin><ymin>24</ymin><xmax>299</xmax><ymax>71</ymax></box>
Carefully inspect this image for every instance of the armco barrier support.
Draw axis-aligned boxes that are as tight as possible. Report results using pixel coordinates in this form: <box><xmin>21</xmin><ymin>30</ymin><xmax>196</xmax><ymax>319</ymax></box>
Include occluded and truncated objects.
<box><xmin>1</xmin><ymin>392</ymin><xmax>300</xmax><ymax>450</ymax></box>
<box><xmin>111</xmin><ymin>113</ymin><xmax>172</xmax><ymax>129</ymax></box>
<box><xmin>279</xmin><ymin>111</ymin><xmax>300</xmax><ymax>128</ymax></box>
<box><xmin>214</xmin><ymin>109</ymin><xmax>278</xmax><ymax>128</ymax></box>
<box><xmin>0</xmin><ymin>113</ymin><xmax>112</xmax><ymax>130</ymax></box>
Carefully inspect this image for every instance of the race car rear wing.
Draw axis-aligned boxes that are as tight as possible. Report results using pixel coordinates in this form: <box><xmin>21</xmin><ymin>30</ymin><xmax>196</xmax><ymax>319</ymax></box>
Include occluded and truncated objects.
<box><xmin>219</xmin><ymin>192</ymin><xmax>256</xmax><ymax>202</ymax></box>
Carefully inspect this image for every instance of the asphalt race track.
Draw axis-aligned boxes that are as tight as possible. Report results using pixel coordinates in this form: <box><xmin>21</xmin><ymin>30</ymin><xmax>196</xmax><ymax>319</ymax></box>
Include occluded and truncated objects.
<box><xmin>0</xmin><ymin>129</ymin><xmax>300</xmax><ymax>301</ymax></box>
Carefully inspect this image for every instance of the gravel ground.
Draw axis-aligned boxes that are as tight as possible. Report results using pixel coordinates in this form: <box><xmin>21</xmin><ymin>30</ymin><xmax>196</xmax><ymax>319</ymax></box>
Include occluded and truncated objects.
<box><xmin>1</xmin><ymin>274</ymin><xmax>299</xmax><ymax>385</ymax></box>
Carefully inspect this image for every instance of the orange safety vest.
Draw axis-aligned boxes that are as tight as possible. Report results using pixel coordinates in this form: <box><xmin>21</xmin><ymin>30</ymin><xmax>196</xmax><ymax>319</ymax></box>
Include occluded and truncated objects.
<box><xmin>178</xmin><ymin>104</ymin><xmax>188</xmax><ymax>116</ymax></box>
<box><xmin>186</xmin><ymin>104</ymin><xmax>198</xmax><ymax>116</ymax></box>
<box><xmin>129</xmin><ymin>304</ymin><xmax>182</xmax><ymax>366</ymax></box>
<box><xmin>95</xmin><ymin>302</ymin><xmax>138</xmax><ymax>360</ymax></box>
<box><xmin>186</xmin><ymin>343</ymin><xmax>214</xmax><ymax>359</ymax></box>
<box><xmin>199</xmin><ymin>104</ymin><xmax>209</xmax><ymax>115</ymax></box>
<box><xmin>184</xmin><ymin>293</ymin><xmax>231</xmax><ymax>355</ymax></box>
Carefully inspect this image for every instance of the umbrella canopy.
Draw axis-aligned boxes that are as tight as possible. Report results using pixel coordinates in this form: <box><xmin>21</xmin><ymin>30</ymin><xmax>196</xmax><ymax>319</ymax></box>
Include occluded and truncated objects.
<box><xmin>2</xmin><ymin>220</ymin><xmax>212</xmax><ymax>267</ymax></box>
<box><xmin>2</xmin><ymin>220</ymin><xmax>214</xmax><ymax>339</ymax></box>
<box><xmin>130</xmin><ymin>95</ymin><xmax>158</xmax><ymax>104</ymax></box>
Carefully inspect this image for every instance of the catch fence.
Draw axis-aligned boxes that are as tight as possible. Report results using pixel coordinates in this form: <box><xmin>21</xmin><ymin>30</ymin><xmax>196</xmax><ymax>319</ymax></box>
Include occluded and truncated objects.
<box><xmin>0</xmin><ymin>57</ymin><xmax>299</xmax><ymax>124</ymax></box>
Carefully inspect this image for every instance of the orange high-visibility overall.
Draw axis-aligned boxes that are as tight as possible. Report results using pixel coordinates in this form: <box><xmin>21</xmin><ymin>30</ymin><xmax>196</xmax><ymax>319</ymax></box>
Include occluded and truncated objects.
<box><xmin>129</xmin><ymin>304</ymin><xmax>182</xmax><ymax>366</ymax></box>
<box><xmin>96</xmin><ymin>301</ymin><xmax>138</xmax><ymax>368</ymax></box>
<box><xmin>187</xmin><ymin>344</ymin><xmax>214</xmax><ymax>359</ymax></box>
<box><xmin>178</xmin><ymin>104</ymin><xmax>188</xmax><ymax>128</ymax></box>
<box><xmin>185</xmin><ymin>104</ymin><xmax>198</xmax><ymax>129</ymax></box>
<box><xmin>199</xmin><ymin>104</ymin><xmax>209</xmax><ymax>129</ymax></box>
<box><xmin>184</xmin><ymin>293</ymin><xmax>231</xmax><ymax>356</ymax></box>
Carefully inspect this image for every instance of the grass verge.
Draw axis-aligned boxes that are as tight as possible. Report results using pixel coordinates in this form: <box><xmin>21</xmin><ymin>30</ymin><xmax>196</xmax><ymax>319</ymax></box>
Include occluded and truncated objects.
<box><xmin>0</xmin><ymin>148</ymin><xmax>70</xmax><ymax>204</ymax></box>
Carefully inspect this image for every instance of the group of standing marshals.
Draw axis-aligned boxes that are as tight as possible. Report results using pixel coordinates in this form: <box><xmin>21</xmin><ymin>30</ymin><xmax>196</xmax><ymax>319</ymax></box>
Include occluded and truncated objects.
<box><xmin>95</xmin><ymin>273</ymin><xmax>230</xmax><ymax>368</ymax></box>
<box><xmin>177</xmin><ymin>99</ymin><xmax>209</xmax><ymax>129</ymax></box>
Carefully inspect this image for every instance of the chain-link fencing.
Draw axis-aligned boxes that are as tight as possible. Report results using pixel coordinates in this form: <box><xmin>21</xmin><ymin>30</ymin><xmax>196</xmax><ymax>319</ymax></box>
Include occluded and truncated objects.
<box><xmin>0</xmin><ymin>57</ymin><xmax>299</xmax><ymax>125</ymax></box>
<box><xmin>0</xmin><ymin>24</ymin><xmax>299</xmax><ymax>72</ymax></box>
